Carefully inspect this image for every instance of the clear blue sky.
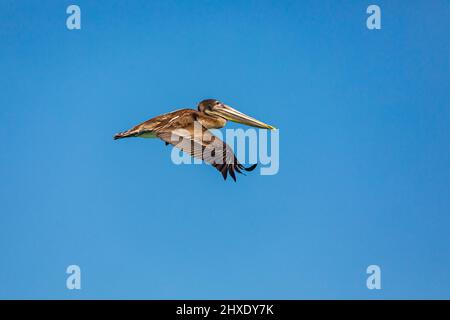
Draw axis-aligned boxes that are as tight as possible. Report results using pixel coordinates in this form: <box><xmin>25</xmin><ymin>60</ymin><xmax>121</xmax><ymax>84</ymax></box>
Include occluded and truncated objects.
<box><xmin>0</xmin><ymin>0</ymin><xmax>449</xmax><ymax>299</ymax></box>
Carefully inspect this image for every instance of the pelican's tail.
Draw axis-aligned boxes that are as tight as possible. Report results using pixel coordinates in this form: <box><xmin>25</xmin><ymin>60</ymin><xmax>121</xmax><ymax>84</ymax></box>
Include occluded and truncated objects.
<box><xmin>113</xmin><ymin>129</ymin><xmax>138</xmax><ymax>140</ymax></box>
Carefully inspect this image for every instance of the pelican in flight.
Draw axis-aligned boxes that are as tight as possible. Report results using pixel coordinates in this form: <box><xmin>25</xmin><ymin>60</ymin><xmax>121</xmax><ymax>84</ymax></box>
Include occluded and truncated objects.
<box><xmin>114</xmin><ymin>99</ymin><xmax>276</xmax><ymax>181</ymax></box>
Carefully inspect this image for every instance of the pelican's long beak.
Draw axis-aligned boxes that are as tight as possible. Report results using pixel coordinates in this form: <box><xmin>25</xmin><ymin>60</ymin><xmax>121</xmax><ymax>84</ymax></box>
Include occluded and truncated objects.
<box><xmin>207</xmin><ymin>104</ymin><xmax>276</xmax><ymax>130</ymax></box>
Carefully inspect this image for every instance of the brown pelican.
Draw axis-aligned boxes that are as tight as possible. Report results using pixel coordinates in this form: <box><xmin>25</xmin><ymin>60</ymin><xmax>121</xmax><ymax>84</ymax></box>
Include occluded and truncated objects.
<box><xmin>114</xmin><ymin>99</ymin><xmax>276</xmax><ymax>181</ymax></box>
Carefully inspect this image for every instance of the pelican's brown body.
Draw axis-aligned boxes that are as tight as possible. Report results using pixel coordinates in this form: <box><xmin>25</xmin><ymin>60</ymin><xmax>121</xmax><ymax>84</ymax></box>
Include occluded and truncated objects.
<box><xmin>114</xmin><ymin>99</ymin><xmax>275</xmax><ymax>181</ymax></box>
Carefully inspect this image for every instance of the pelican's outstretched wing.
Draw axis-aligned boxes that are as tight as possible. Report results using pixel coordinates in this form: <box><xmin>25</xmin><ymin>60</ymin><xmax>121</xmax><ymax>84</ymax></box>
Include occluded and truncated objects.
<box><xmin>157</xmin><ymin>123</ymin><xmax>256</xmax><ymax>181</ymax></box>
<box><xmin>113</xmin><ymin>109</ymin><xmax>195</xmax><ymax>140</ymax></box>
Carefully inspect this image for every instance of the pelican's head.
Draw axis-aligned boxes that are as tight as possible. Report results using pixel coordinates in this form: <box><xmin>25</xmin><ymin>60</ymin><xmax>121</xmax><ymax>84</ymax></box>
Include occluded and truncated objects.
<box><xmin>197</xmin><ymin>99</ymin><xmax>276</xmax><ymax>130</ymax></box>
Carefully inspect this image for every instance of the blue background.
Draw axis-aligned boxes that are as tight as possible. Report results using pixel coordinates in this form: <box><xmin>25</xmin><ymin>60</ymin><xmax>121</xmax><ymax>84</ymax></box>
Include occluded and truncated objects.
<box><xmin>0</xmin><ymin>0</ymin><xmax>449</xmax><ymax>299</ymax></box>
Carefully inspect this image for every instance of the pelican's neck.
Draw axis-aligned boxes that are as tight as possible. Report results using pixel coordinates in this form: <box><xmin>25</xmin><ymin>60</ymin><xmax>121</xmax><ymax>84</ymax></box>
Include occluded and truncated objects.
<box><xmin>197</xmin><ymin>113</ymin><xmax>227</xmax><ymax>129</ymax></box>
